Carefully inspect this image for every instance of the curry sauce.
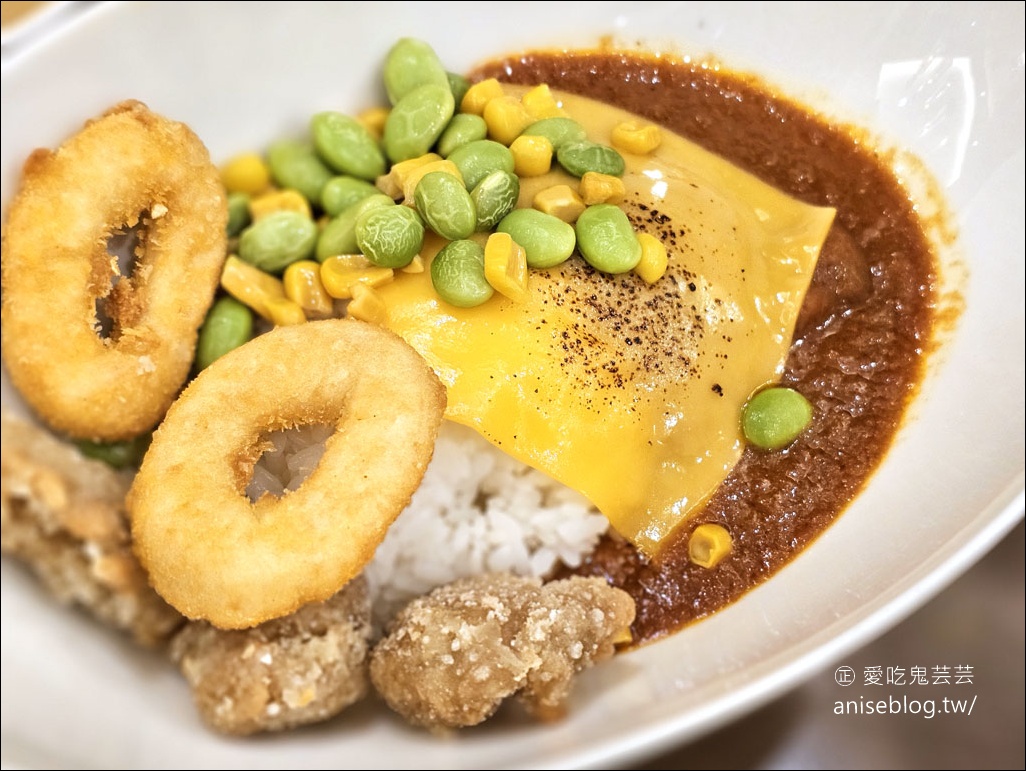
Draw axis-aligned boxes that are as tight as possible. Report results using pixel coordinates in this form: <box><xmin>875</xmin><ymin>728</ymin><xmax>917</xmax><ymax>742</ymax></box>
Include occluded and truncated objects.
<box><xmin>471</xmin><ymin>50</ymin><xmax>937</xmax><ymax>644</ymax></box>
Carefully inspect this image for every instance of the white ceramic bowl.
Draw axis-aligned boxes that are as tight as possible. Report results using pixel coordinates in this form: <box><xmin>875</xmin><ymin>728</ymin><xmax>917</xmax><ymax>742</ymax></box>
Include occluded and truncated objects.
<box><xmin>2</xmin><ymin>2</ymin><xmax>1023</xmax><ymax>768</ymax></box>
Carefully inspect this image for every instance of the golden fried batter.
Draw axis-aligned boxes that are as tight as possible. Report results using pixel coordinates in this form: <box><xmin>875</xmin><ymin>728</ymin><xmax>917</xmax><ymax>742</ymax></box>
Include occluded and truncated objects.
<box><xmin>369</xmin><ymin>573</ymin><xmax>635</xmax><ymax>730</ymax></box>
<box><xmin>0</xmin><ymin>411</ymin><xmax>183</xmax><ymax>646</ymax></box>
<box><xmin>169</xmin><ymin>576</ymin><xmax>373</xmax><ymax>736</ymax></box>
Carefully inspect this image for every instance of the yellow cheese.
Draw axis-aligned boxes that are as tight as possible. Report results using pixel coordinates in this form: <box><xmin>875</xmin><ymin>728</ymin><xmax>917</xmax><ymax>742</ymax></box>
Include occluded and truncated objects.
<box><xmin>375</xmin><ymin>88</ymin><xmax>835</xmax><ymax>556</ymax></box>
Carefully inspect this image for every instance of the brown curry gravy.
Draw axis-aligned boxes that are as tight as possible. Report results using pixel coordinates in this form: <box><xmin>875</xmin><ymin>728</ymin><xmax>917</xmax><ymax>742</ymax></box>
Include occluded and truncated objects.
<box><xmin>470</xmin><ymin>50</ymin><xmax>937</xmax><ymax>645</ymax></box>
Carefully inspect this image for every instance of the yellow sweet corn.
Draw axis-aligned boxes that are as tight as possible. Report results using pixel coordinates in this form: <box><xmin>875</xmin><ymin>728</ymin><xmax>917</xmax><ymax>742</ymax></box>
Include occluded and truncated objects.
<box><xmin>520</xmin><ymin>84</ymin><xmax>566</xmax><ymax>120</ymax></box>
<box><xmin>634</xmin><ymin>233</ymin><xmax>669</xmax><ymax>284</ymax></box>
<box><xmin>357</xmin><ymin>105</ymin><xmax>390</xmax><ymax>139</ymax></box>
<box><xmin>376</xmin><ymin>153</ymin><xmax>443</xmax><ymax>199</ymax></box>
<box><xmin>688</xmin><ymin>523</ymin><xmax>733</xmax><ymax>568</ymax></box>
<box><xmin>509</xmin><ymin>134</ymin><xmax>553</xmax><ymax>177</ymax></box>
<box><xmin>220</xmin><ymin>255</ymin><xmax>286</xmax><ymax>321</ymax></box>
<box><xmin>347</xmin><ymin>283</ymin><xmax>388</xmax><ymax>325</ymax></box>
<box><xmin>579</xmin><ymin>171</ymin><xmax>626</xmax><ymax>205</ymax></box>
<box><xmin>265</xmin><ymin>296</ymin><xmax>307</xmax><ymax>326</ymax></box>
<box><xmin>400</xmin><ymin>160</ymin><xmax>465</xmax><ymax>204</ymax></box>
<box><xmin>283</xmin><ymin>260</ymin><xmax>334</xmax><ymax>318</ymax></box>
<box><xmin>249</xmin><ymin>189</ymin><xmax>312</xmax><ymax>221</ymax></box>
<box><xmin>483</xmin><ymin>96</ymin><xmax>534</xmax><ymax>146</ymax></box>
<box><xmin>460</xmin><ymin>78</ymin><xmax>504</xmax><ymax>116</ymax></box>
<box><xmin>401</xmin><ymin>254</ymin><xmax>426</xmax><ymax>274</ymax></box>
<box><xmin>532</xmin><ymin>184</ymin><xmax>586</xmax><ymax>223</ymax></box>
<box><xmin>320</xmin><ymin>254</ymin><xmax>395</xmax><ymax>299</ymax></box>
<box><xmin>220</xmin><ymin>152</ymin><xmax>271</xmax><ymax>196</ymax></box>
<box><xmin>484</xmin><ymin>232</ymin><xmax>529</xmax><ymax>303</ymax></box>
<box><xmin>611</xmin><ymin>120</ymin><xmax>663</xmax><ymax>155</ymax></box>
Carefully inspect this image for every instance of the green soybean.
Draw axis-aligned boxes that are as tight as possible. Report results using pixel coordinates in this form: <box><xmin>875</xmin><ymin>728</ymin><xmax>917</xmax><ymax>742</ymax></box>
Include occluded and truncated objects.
<box><xmin>266</xmin><ymin>140</ymin><xmax>333</xmax><ymax>204</ymax></box>
<box><xmin>430</xmin><ymin>239</ymin><xmax>494</xmax><ymax>308</ymax></box>
<box><xmin>311</xmin><ymin>112</ymin><xmax>387</xmax><ymax>180</ymax></box>
<box><xmin>414</xmin><ymin>171</ymin><xmax>476</xmax><ymax>240</ymax></box>
<box><xmin>321</xmin><ymin>176</ymin><xmax>380</xmax><ymax>217</ymax></box>
<box><xmin>447</xmin><ymin>140</ymin><xmax>514</xmax><ymax>192</ymax></box>
<box><xmin>195</xmin><ymin>296</ymin><xmax>253</xmax><ymax>371</ymax></box>
<box><xmin>471</xmin><ymin>170</ymin><xmax>519</xmax><ymax>231</ymax></box>
<box><xmin>446</xmin><ymin>71</ymin><xmax>471</xmax><ymax>109</ymax></box>
<box><xmin>742</xmin><ymin>387</ymin><xmax>814</xmax><ymax>450</ymax></box>
<box><xmin>496</xmin><ymin>209</ymin><xmax>576</xmax><ymax>269</ymax></box>
<box><xmin>238</xmin><ymin>211</ymin><xmax>318</xmax><ymax>272</ymax></box>
<box><xmin>76</xmin><ymin>433</ymin><xmax>152</xmax><ymax>470</ymax></box>
<box><xmin>383</xmin><ymin>83</ymin><xmax>455</xmax><ymax>163</ymax></box>
<box><xmin>575</xmin><ymin>204</ymin><xmax>642</xmax><ymax>274</ymax></box>
<box><xmin>355</xmin><ymin>205</ymin><xmax>424</xmax><ymax>268</ymax></box>
<box><xmin>226</xmin><ymin>192</ymin><xmax>251</xmax><ymax>237</ymax></box>
<box><xmin>316</xmin><ymin>193</ymin><xmax>396</xmax><ymax>261</ymax></box>
<box><xmin>437</xmin><ymin>113</ymin><xmax>488</xmax><ymax>157</ymax></box>
<box><xmin>521</xmin><ymin>117</ymin><xmax>587</xmax><ymax>151</ymax></box>
<box><xmin>556</xmin><ymin>140</ymin><xmax>625</xmax><ymax>178</ymax></box>
<box><xmin>383</xmin><ymin>37</ymin><xmax>450</xmax><ymax>105</ymax></box>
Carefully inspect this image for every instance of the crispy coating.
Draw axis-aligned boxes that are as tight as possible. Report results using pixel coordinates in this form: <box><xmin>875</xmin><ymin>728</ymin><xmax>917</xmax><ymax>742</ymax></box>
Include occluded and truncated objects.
<box><xmin>169</xmin><ymin>576</ymin><xmax>373</xmax><ymax>736</ymax></box>
<box><xmin>369</xmin><ymin>573</ymin><xmax>635</xmax><ymax>730</ymax></box>
<box><xmin>129</xmin><ymin>319</ymin><xmax>447</xmax><ymax>629</ymax></box>
<box><xmin>0</xmin><ymin>411</ymin><xmax>183</xmax><ymax>646</ymax></box>
<box><xmin>0</xmin><ymin>100</ymin><xmax>227</xmax><ymax>441</ymax></box>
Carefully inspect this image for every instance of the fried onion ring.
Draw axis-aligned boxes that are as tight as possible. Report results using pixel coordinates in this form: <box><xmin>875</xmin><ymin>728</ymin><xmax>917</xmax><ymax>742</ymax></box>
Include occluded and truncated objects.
<box><xmin>1</xmin><ymin>100</ymin><xmax>227</xmax><ymax>441</ymax></box>
<box><xmin>128</xmin><ymin>319</ymin><xmax>447</xmax><ymax>629</ymax></box>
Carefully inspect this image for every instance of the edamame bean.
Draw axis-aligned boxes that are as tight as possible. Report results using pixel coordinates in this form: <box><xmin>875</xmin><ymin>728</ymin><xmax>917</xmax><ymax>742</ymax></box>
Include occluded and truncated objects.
<box><xmin>266</xmin><ymin>140</ymin><xmax>333</xmax><ymax>204</ymax></box>
<box><xmin>311</xmin><ymin>112</ymin><xmax>387</xmax><ymax>180</ymax></box>
<box><xmin>741</xmin><ymin>386</ymin><xmax>813</xmax><ymax>450</ymax></box>
<box><xmin>383</xmin><ymin>83</ymin><xmax>455</xmax><ymax>163</ymax></box>
<box><xmin>316</xmin><ymin>194</ymin><xmax>395</xmax><ymax>261</ymax></box>
<box><xmin>321</xmin><ymin>176</ymin><xmax>380</xmax><ymax>217</ymax></box>
<box><xmin>238</xmin><ymin>210</ymin><xmax>318</xmax><ymax>272</ymax></box>
<box><xmin>575</xmin><ymin>204</ymin><xmax>642</xmax><ymax>274</ymax></box>
<box><xmin>521</xmin><ymin>117</ymin><xmax>587</xmax><ymax>151</ymax></box>
<box><xmin>447</xmin><ymin>140</ymin><xmax>514</xmax><ymax>191</ymax></box>
<box><xmin>556</xmin><ymin>140</ymin><xmax>625</xmax><ymax>178</ymax></box>
<box><xmin>226</xmin><ymin>191</ymin><xmax>251</xmax><ymax>237</ymax></box>
<box><xmin>496</xmin><ymin>209</ymin><xmax>576</xmax><ymax>269</ymax></box>
<box><xmin>437</xmin><ymin>113</ymin><xmax>488</xmax><ymax>157</ymax></box>
<box><xmin>430</xmin><ymin>239</ymin><xmax>494</xmax><ymax>308</ymax></box>
<box><xmin>383</xmin><ymin>37</ymin><xmax>450</xmax><ymax>105</ymax></box>
<box><xmin>355</xmin><ymin>204</ymin><xmax>424</xmax><ymax>268</ymax></box>
<box><xmin>471</xmin><ymin>170</ymin><xmax>519</xmax><ymax>231</ymax></box>
<box><xmin>76</xmin><ymin>432</ymin><xmax>153</xmax><ymax>469</ymax></box>
<box><xmin>446</xmin><ymin>72</ymin><xmax>471</xmax><ymax>109</ymax></box>
<box><xmin>195</xmin><ymin>296</ymin><xmax>254</xmax><ymax>371</ymax></box>
<box><xmin>414</xmin><ymin>171</ymin><xmax>476</xmax><ymax>240</ymax></box>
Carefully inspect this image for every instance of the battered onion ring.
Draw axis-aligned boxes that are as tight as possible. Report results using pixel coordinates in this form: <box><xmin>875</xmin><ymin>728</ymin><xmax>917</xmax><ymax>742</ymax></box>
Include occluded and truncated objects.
<box><xmin>128</xmin><ymin>319</ymin><xmax>447</xmax><ymax>629</ymax></box>
<box><xmin>0</xmin><ymin>100</ymin><xmax>227</xmax><ymax>441</ymax></box>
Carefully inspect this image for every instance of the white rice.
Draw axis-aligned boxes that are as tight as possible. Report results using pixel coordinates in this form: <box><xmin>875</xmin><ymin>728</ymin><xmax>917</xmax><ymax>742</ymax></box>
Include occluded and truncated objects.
<box><xmin>250</xmin><ymin>421</ymin><xmax>610</xmax><ymax>626</ymax></box>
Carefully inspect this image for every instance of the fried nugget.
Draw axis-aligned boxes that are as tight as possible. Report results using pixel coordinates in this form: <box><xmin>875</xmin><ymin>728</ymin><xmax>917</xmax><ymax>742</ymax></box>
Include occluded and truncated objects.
<box><xmin>369</xmin><ymin>573</ymin><xmax>635</xmax><ymax>730</ymax></box>
<box><xmin>169</xmin><ymin>575</ymin><xmax>373</xmax><ymax>736</ymax></box>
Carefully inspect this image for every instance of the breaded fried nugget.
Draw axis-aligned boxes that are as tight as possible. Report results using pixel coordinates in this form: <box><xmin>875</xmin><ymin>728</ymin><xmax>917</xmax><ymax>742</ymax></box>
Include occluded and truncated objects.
<box><xmin>0</xmin><ymin>411</ymin><xmax>183</xmax><ymax>646</ymax></box>
<box><xmin>369</xmin><ymin>573</ymin><xmax>635</xmax><ymax>730</ymax></box>
<box><xmin>169</xmin><ymin>576</ymin><xmax>373</xmax><ymax>736</ymax></box>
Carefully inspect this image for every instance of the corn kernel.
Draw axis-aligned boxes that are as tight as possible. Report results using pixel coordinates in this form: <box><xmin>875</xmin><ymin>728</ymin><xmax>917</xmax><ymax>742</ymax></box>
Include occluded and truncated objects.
<box><xmin>460</xmin><ymin>78</ymin><xmax>505</xmax><ymax>116</ymax></box>
<box><xmin>579</xmin><ymin>171</ymin><xmax>626</xmax><ymax>205</ymax></box>
<box><xmin>532</xmin><ymin>184</ymin><xmax>586</xmax><ymax>223</ymax></box>
<box><xmin>483</xmin><ymin>96</ymin><xmax>534</xmax><ymax>146</ymax></box>
<box><xmin>283</xmin><ymin>260</ymin><xmax>334</xmax><ymax>318</ymax></box>
<box><xmin>221</xmin><ymin>152</ymin><xmax>271</xmax><ymax>196</ymax></box>
<box><xmin>484</xmin><ymin>232</ymin><xmax>530</xmax><ymax>303</ymax></box>
<box><xmin>376</xmin><ymin>153</ymin><xmax>442</xmax><ymax>199</ymax></box>
<box><xmin>265</xmin><ymin>296</ymin><xmax>307</xmax><ymax>326</ymax></box>
<box><xmin>509</xmin><ymin>135</ymin><xmax>553</xmax><ymax>177</ymax></box>
<box><xmin>634</xmin><ymin>233</ymin><xmax>669</xmax><ymax>284</ymax></box>
<box><xmin>357</xmin><ymin>105</ymin><xmax>390</xmax><ymax>139</ymax></box>
<box><xmin>347</xmin><ymin>283</ymin><xmax>389</xmax><ymax>325</ymax></box>
<box><xmin>520</xmin><ymin>84</ymin><xmax>567</xmax><ymax>120</ymax></box>
<box><xmin>401</xmin><ymin>254</ymin><xmax>426</xmax><ymax>274</ymax></box>
<box><xmin>688</xmin><ymin>523</ymin><xmax>733</xmax><ymax>568</ymax></box>
<box><xmin>320</xmin><ymin>254</ymin><xmax>395</xmax><ymax>299</ymax></box>
<box><xmin>400</xmin><ymin>160</ymin><xmax>465</xmax><ymax>204</ymax></box>
<box><xmin>249</xmin><ymin>189</ymin><xmax>312</xmax><ymax>221</ymax></box>
<box><xmin>220</xmin><ymin>255</ymin><xmax>286</xmax><ymax>321</ymax></box>
<box><xmin>611</xmin><ymin>120</ymin><xmax>663</xmax><ymax>155</ymax></box>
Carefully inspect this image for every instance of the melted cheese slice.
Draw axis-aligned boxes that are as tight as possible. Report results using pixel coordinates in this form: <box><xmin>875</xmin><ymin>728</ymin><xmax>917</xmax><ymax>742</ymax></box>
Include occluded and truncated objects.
<box><xmin>375</xmin><ymin>88</ymin><xmax>835</xmax><ymax>556</ymax></box>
